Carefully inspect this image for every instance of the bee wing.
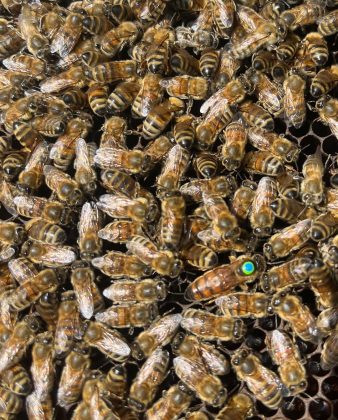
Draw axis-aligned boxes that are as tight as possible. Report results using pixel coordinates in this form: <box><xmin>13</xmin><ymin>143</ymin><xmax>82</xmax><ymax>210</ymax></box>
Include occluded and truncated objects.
<box><xmin>0</xmin><ymin>245</ymin><xmax>15</xmax><ymax>263</ymax></box>
<box><xmin>247</xmin><ymin>128</ymin><xmax>270</xmax><ymax>150</ymax></box>
<box><xmin>173</xmin><ymin>356</ymin><xmax>206</xmax><ymax>390</ymax></box>
<box><xmin>251</xmin><ymin>177</ymin><xmax>275</xmax><ymax>214</ymax></box>
<box><xmin>49</xmin><ymin>135</ymin><xmax>76</xmax><ymax>160</ymax></box>
<box><xmin>79</xmin><ymin>202</ymin><xmax>101</xmax><ymax>242</ymax></box>
<box><xmin>126</xmin><ymin>235</ymin><xmax>158</xmax><ymax>262</ymax></box>
<box><xmin>8</xmin><ymin>258</ymin><xmax>37</xmax><ymax>283</ymax></box>
<box><xmin>55</xmin><ymin>307</ymin><xmax>82</xmax><ymax>353</ymax></box>
<box><xmin>181</xmin><ymin>312</ymin><xmax>204</xmax><ymax>332</ymax></box>
<box><xmin>0</xmin><ymin>292</ymin><xmax>17</xmax><ymax>329</ymax></box>
<box><xmin>213</xmin><ymin>0</ymin><xmax>235</xmax><ymax>29</ymax></box>
<box><xmin>200</xmin><ymin>90</ymin><xmax>228</xmax><ymax>114</ymax></box>
<box><xmin>237</xmin><ymin>5</ymin><xmax>267</xmax><ymax>32</ymax></box>
<box><xmin>162</xmin><ymin>144</ymin><xmax>190</xmax><ymax>175</ymax></box>
<box><xmin>26</xmin><ymin>392</ymin><xmax>50</xmax><ymax>419</ymax></box>
<box><xmin>31</xmin><ymin>353</ymin><xmax>54</xmax><ymax>400</ymax></box>
<box><xmin>96</xmin><ymin>325</ymin><xmax>131</xmax><ymax>359</ymax></box>
<box><xmin>25</xmin><ymin>141</ymin><xmax>49</xmax><ymax>171</ymax></box>
<box><xmin>0</xmin><ymin>179</ymin><xmax>18</xmax><ymax>216</ymax></box>
<box><xmin>42</xmin><ymin>244</ymin><xmax>76</xmax><ymax>266</ymax></box>
<box><xmin>50</xmin><ymin>15</ymin><xmax>82</xmax><ymax>58</ymax></box>
<box><xmin>136</xmin><ymin>348</ymin><xmax>168</xmax><ymax>383</ymax></box>
<box><xmin>40</xmin><ymin>69</ymin><xmax>80</xmax><ymax>93</ymax></box>
<box><xmin>147</xmin><ymin>314</ymin><xmax>182</xmax><ymax>343</ymax></box>
<box><xmin>0</xmin><ymin>329</ymin><xmax>30</xmax><ymax>373</ymax></box>
<box><xmin>200</xmin><ymin>343</ymin><xmax>228</xmax><ymax>375</ymax></box>
<box><xmin>71</xmin><ymin>272</ymin><xmax>95</xmax><ymax>319</ymax></box>
<box><xmin>97</xmin><ymin>194</ymin><xmax>132</xmax><ymax>216</ymax></box>
<box><xmin>43</xmin><ymin>164</ymin><xmax>70</xmax><ymax>189</ymax></box>
<box><xmin>74</xmin><ymin>138</ymin><xmax>91</xmax><ymax>170</ymax></box>
<box><xmin>94</xmin><ymin>147</ymin><xmax>123</xmax><ymax>169</ymax></box>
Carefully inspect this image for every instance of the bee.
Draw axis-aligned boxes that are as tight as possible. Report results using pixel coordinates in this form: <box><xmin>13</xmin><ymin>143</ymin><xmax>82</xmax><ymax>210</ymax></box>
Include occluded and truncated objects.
<box><xmin>271</xmin><ymin>60</ymin><xmax>289</xmax><ymax>83</ymax></box>
<box><xmin>0</xmin><ymin>314</ymin><xmax>40</xmax><ymax>375</ymax></box>
<box><xmin>162</xmin><ymin>76</ymin><xmax>209</xmax><ymax>103</ymax></box>
<box><xmin>94</xmin><ymin>147</ymin><xmax>149</xmax><ymax>174</ymax></box>
<box><xmin>317</xmin><ymin>307</ymin><xmax>338</xmax><ymax>335</ymax></box>
<box><xmin>31</xmin><ymin>332</ymin><xmax>55</xmax><ymax>401</ymax></box>
<box><xmin>250</xmin><ymin>177</ymin><xmax>277</xmax><ymax>237</ymax></box>
<box><xmin>83</xmin><ymin>321</ymin><xmax>131</xmax><ymax>362</ymax></box>
<box><xmin>172</xmin><ymin>115</ymin><xmax>196</xmax><ymax>150</ymax></box>
<box><xmin>199</xmin><ymin>48</ymin><xmax>220</xmax><ymax>79</ymax></box>
<box><xmin>77</xmin><ymin>202</ymin><xmax>102</xmax><ymax>261</ymax></box>
<box><xmin>157</xmin><ymin>144</ymin><xmax>190</xmax><ymax>196</ymax></box>
<box><xmin>3</xmin><ymin>53</ymin><xmax>46</xmax><ymax>80</ymax></box>
<box><xmin>214</xmin><ymin>48</ymin><xmax>240</xmax><ymax>89</ymax></box>
<box><xmin>1</xmin><ymin>364</ymin><xmax>31</xmax><ymax>396</ymax></box>
<box><xmin>8</xmin><ymin>268</ymin><xmax>63</xmax><ymax>312</ymax></box>
<box><xmin>194</xmin><ymin>152</ymin><xmax>218</xmax><ymax>179</ymax></box>
<box><xmin>320</xmin><ymin>234</ymin><xmax>338</xmax><ymax>270</ymax></box>
<box><xmin>30</xmin><ymin>114</ymin><xmax>66</xmax><ymax>138</ymax></box>
<box><xmin>43</xmin><ymin>165</ymin><xmax>83</xmax><ymax>206</ymax></box>
<box><xmin>216</xmin><ymin>292</ymin><xmax>270</xmax><ymax>318</ymax></box>
<box><xmin>86</xmin><ymin>60</ymin><xmax>137</xmax><ymax>83</ymax></box>
<box><xmin>318</xmin><ymin>9</ymin><xmax>338</xmax><ymax>36</ymax></box>
<box><xmin>311</xmin><ymin>65</ymin><xmax>338</xmax><ymax>98</ymax></box>
<box><xmin>321</xmin><ymin>329</ymin><xmax>338</xmax><ymax>370</ymax></box>
<box><xmin>132</xmin><ymin>314</ymin><xmax>182</xmax><ymax>360</ymax></box>
<box><xmin>132</xmin><ymin>73</ymin><xmax>163</xmax><ymax>119</ymax></box>
<box><xmin>239</xmin><ymin>100</ymin><xmax>274</xmax><ymax>131</ymax></box>
<box><xmin>98</xmin><ymin>220</ymin><xmax>144</xmax><ymax>244</ymax></box>
<box><xmin>231</xmin><ymin>349</ymin><xmax>283</xmax><ymax>409</ymax></box>
<box><xmin>146</xmin><ymin>26</ymin><xmax>174</xmax><ymax>74</ymax></box>
<box><xmin>185</xmin><ymin>254</ymin><xmax>265</xmax><ymax>301</ymax></box>
<box><xmin>100</xmin><ymin>21</ymin><xmax>140</xmax><ymax>57</ymax></box>
<box><xmin>26</xmin><ymin>393</ymin><xmax>53</xmax><ymax>420</ymax></box>
<box><xmin>86</xmin><ymin>82</ymin><xmax>109</xmax><ymax>116</ymax></box>
<box><xmin>181</xmin><ymin>309</ymin><xmax>246</xmax><ymax>341</ymax></box>
<box><xmin>21</xmin><ymin>240</ymin><xmax>76</xmax><ymax>267</ymax></box>
<box><xmin>71</xmin><ymin>262</ymin><xmax>104</xmax><ymax>320</ymax></box>
<box><xmin>203</xmin><ymin>193</ymin><xmax>240</xmax><ymax>238</ymax></box>
<box><xmin>181</xmin><ymin>243</ymin><xmax>218</xmax><ymax>271</ymax></box>
<box><xmin>2</xmin><ymin>151</ymin><xmax>27</xmax><ymax>181</ymax></box>
<box><xmin>196</xmin><ymin>101</ymin><xmax>234</xmax><ymax>149</ymax></box>
<box><xmin>197</xmin><ymin>229</ymin><xmax>249</xmax><ymax>253</ymax></box>
<box><xmin>0</xmin><ymin>221</ymin><xmax>25</xmax><ymax>246</ymax></box>
<box><xmin>3</xmin><ymin>96</ymin><xmax>35</xmax><ymax>135</ymax></box>
<box><xmin>309</xmin><ymin>212</ymin><xmax>336</xmax><ymax>242</ymax></box>
<box><xmin>159</xmin><ymin>193</ymin><xmax>185</xmax><ymax>250</ymax></box>
<box><xmin>13</xmin><ymin>195</ymin><xmax>73</xmax><ymax>226</ymax></box>
<box><xmin>128</xmin><ymin>348</ymin><xmax>170</xmax><ymax>412</ymax></box>
<box><xmin>92</xmin><ymin>251</ymin><xmax>151</xmax><ymax>279</ymax></box>
<box><xmin>276</xmin><ymin>33</ymin><xmax>300</xmax><ymax>61</ymax></box>
<box><xmin>231</xmin><ymin>180</ymin><xmax>257</xmax><ymax>220</ymax></box>
<box><xmin>181</xmin><ymin>176</ymin><xmax>236</xmax><ymax>203</ymax></box>
<box><xmin>146</xmin><ymin>383</ymin><xmax>192</xmax><ymax>420</ymax></box>
<box><xmin>309</xmin><ymin>259</ymin><xmax>338</xmax><ymax>308</ymax></box>
<box><xmin>270</xmin><ymin>290</ymin><xmax>322</xmax><ymax>343</ymax></box>
<box><xmin>100</xmin><ymin>169</ymin><xmax>138</xmax><ymax>198</ymax></box>
<box><xmin>0</xmin><ymin>27</ymin><xmax>25</xmax><ymax>60</ymax></box>
<box><xmin>24</xmin><ymin>218</ymin><xmax>67</xmax><ymax>245</ymax></box>
<box><xmin>74</xmin><ymin>139</ymin><xmax>97</xmax><ymax>195</ymax></box>
<box><xmin>103</xmin><ymin>279</ymin><xmax>166</xmax><ymax>304</ymax></box>
<box><xmin>107</xmin><ymin>80</ymin><xmax>141</xmax><ymax>114</ymax></box>
<box><xmin>316</xmin><ymin>96</ymin><xmax>338</xmax><ymax>140</ymax></box>
<box><xmin>215</xmin><ymin>393</ymin><xmax>254</xmax><ymax>420</ymax></box>
<box><xmin>57</xmin><ymin>343</ymin><xmax>91</xmax><ymax>409</ymax></box>
<box><xmin>35</xmin><ymin>292</ymin><xmax>59</xmax><ymax>331</ymax></box>
<box><xmin>170</xmin><ymin>48</ymin><xmax>200</xmax><ymax>76</ymax></box>
<box><xmin>172</xmin><ymin>333</ymin><xmax>230</xmax><ymax>376</ymax></box>
<box><xmin>281</xmin><ymin>1</ymin><xmax>323</xmax><ymax>30</ymax></box>
<box><xmin>142</xmin><ymin>98</ymin><xmax>185</xmax><ymax>140</ymax></box>
<box><xmin>104</xmin><ymin>364</ymin><xmax>128</xmax><ymax>400</ymax></box>
<box><xmin>8</xmin><ymin>257</ymin><xmax>38</xmax><ymax>284</ymax></box>
<box><xmin>244</xmin><ymin>151</ymin><xmax>285</xmax><ymax>176</ymax></box>
<box><xmin>260</xmin><ymin>256</ymin><xmax>313</xmax><ymax>294</ymax></box>
<box><xmin>303</xmin><ymin>32</ymin><xmax>328</xmax><ymax>66</ymax></box>
<box><xmin>277</xmin><ymin>172</ymin><xmax>300</xmax><ymax>200</ymax></box>
<box><xmin>0</xmin><ymin>385</ymin><xmax>22</xmax><ymax>414</ymax></box>
<box><xmin>270</xmin><ymin>197</ymin><xmax>308</xmax><ymax>223</ymax></box>
<box><xmin>283</xmin><ymin>74</ymin><xmax>306</xmax><ymax>129</ymax></box>
<box><xmin>247</xmin><ymin>70</ymin><xmax>283</xmax><ymax>115</ymax></box>
<box><xmin>221</xmin><ymin>121</ymin><xmax>247</xmax><ymax>171</ymax></box>
<box><xmin>62</xmin><ymin>88</ymin><xmax>87</xmax><ymax>110</ymax></box>
<box><xmin>54</xmin><ymin>291</ymin><xmax>82</xmax><ymax>358</ymax></box>
<box><xmin>50</xmin><ymin>12</ymin><xmax>83</xmax><ymax>58</ymax></box>
<box><xmin>301</xmin><ymin>147</ymin><xmax>324</xmax><ymax>206</ymax></box>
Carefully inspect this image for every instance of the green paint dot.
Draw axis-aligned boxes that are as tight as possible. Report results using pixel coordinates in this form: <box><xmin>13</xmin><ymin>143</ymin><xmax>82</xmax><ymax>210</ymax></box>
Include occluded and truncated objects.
<box><xmin>242</xmin><ymin>261</ymin><xmax>256</xmax><ymax>276</ymax></box>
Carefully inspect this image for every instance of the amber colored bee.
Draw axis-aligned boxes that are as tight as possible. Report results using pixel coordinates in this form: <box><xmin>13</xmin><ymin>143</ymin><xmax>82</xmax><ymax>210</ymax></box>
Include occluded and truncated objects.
<box><xmin>86</xmin><ymin>60</ymin><xmax>136</xmax><ymax>83</ymax></box>
<box><xmin>244</xmin><ymin>151</ymin><xmax>285</xmax><ymax>176</ymax></box>
<box><xmin>185</xmin><ymin>254</ymin><xmax>265</xmax><ymax>301</ymax></box>
<box><xmin>181</xmin><ymin>309</ymin><xmax>246</xmax><ymax>341</ymax></box>
<box><xmin>54</xmin><ymin>291</ymin><xmax>82</xmax><ymax>358</ymax></box>
<box><xmin>216</xmin><ymin>393</ymin><xmax>254</xmax><ymax>420</ymax></box>
<box><xmin>231</xmin><ymin>180</ymin><xmax>256</xmax><ymax>220</ymax></box>
<box><xmin>132</xmin><ymin>73</ymin><xmax>163</xmax><ymax>119</ymax></box>
<box><xmin>0</xmin><ymin>220</ymin><xmax>25</xmax><ymax>246</ymax></box>
<box><xmin>129</xmin><ymin>348</ymin><xmax>170</xmax><ymax>412</ymax></box>
<box><xmin>221</xmin><ymin>121</ymin><xmax>247</xmax><ymax>171</ymax></box>
<box><xmin>320</xmin><ymin>234</ymin><xmax>338</xmax><ymax>270</ymax></box>
<box><xmin>321</xmin><ymin>329</ymin><xmax>338</xmax><ymax>370</ymax></box>
<box><xmin>311</xmin><ymin>65</ymin><xmax>338</xmax><ymax>98</ymax></box>
<box><xmin>181</xmin><ymin>176</ymin><xmax>236</xmax><ymax>204</ymax></box>
<box><xmin>83</xmin><ymin>320</ymin><xmax>130</xmax><ymax>362</ymax></box>
<box><xmin>94</xmin><ymin>147</ymin><xmax>149</xmax><ymax>174</ymax></box>
<box><xmin>0</xmin><ymin>385</ymin><xmax>22</xmax><ymax>414</ymax></box>
<box><xmin>1</xmin><ymin>363</ymin><xmax>31</xmax><ymax>397</ymax></box>
<box><xmin>86</xmin><ymin>82</ymin><xmax>109</xmax><ymax>116</ymax></box>
<box><xmin>146</xmin><ymin>26</ymin><xmax>174</xmax><ymax>74</ymax></box>
<box><xmin>57</xmin><ymin>343</ymin><xmax>91</xmax><ymax>409</ymax></box>
<box><xmin>106</xmin><ymin>80</ymin><xmax>140</xmax><ymax>114</ymax></box>
<box><xmin>240</xmin><ymin>100</ymin><xmax>274</xmax><ymax>131</ymax></box>
<box><xmin>12</xmin><ymin>120</ymin><xmax>41</xmax><ymax>151</ymax></box>
<box><xmin>21</xmin><ymin>239</ymin><xmax>76</xmax><ymax>268</ymax></box>
<box><xmin>214</xmin><ymin>48</ymin><xmax>240</xmax><ymax>89</ymax></box>
<box><xmin>269</xmin><ymin>197</ymin><xmax>308</xmax><ymax>223</ymax></box>
<box><xmin>318</xmin><ymin>9</ymin><xmax>338</xmax><ymax>36</ymax></box>
<box><xmin>0</xmin><ymin>314</ymin><xmax>40</xmax><ymax>375</ymax></box>
<box><xmin>142</xmin><ymin>98</ymin><xmax>185</xmax><ymax>140</ymax></box>
<box><xmin>172</xmin><ymin>333</ymin><xmax>230</xmax><ymax>376</ymax></box>
<box><xmin>100</xmin><ymin>21</ymin><xmax>139</xmax><ymax>57</ymax></box>
<box><xmin>173</xmin><ymin>115</ymin><xmax>196</xmax><ymax>149</ymax></box>
<box><xmin>300</xmin><ymin>147</ymin><xmax>324</xmax><ymax>206</ymax></box>
<box><xmin>98</xmin><ymin>220</ymin><xmax>144</xmax><ymax>244</ymax></box>
<box><xmin>250</xmin><ymin>177</ymin><xmax>277</xmax><ymax>237</ymax></box>
<box><xmin>2</xmin><ymin>151</ymin><xmax>27</xmax><ymax>181</ymax></box>
<box><xmin>217</xmin><ymin>292</ymin><xmax>270</xmax><ymax>318</ymax></box>
<box><xmin>170</xmin><ymin>48</ymin><xmax>199</xmax><ymax>76</ymax></box>
<box><xmin>8</xmin><ymin>257</ymin><xmax>37</xmax><ymax>284</ymax></box>
<box><xmin>77</xmin><ymin>202</ymin><xmax>102</xmax><ymax>261</ymax></box>
<box><xmin>283</xmin><ymin>74</ymin><xmax>306</xmax><ymax>129</ymax></box>
<box><xmin>270</xmin><ymin>290</ymin><xmax>322</xmax><ymax>343</ymax></box>
<box><xmin>302</xmin><ymin>32</ymin><xmax>328</xmax><ymax>66</ymax></box>
<box><xmin>73</xmin><ymin>139</ymin><xmax>97</xmax><ymax>195</ymax></box>
<box><xmin>159</xmin><ymin>193</ymin><xmax>185</xmax><ymax>250</ymax></box>
<box><xmin>231</xmin><ymin>349</ymin><xmax>283</xmax><ymax>409</ymax></box>
<box><xmin>71</xmin><ymin>262</ymin><xmax>104</xmax><ymax>320</ymax></box>
<box><xmin>62</xmin><ymin>88</ymin><xmax>87</xmax><ymax>110</ymax></box>
<box><xmin>24</xmin><ymin>218</ymin><xmax>67</xmax><ymax>245</ymax></box>
<box><xmin>309</xmin><ymin>259</ymin><xmax>338</xmax><ymax>308</ymax></box>
<box><xmin>316</xmin><ymin>96</ymin><xmax>338</xmax><ymax>140</ymax></box>
<box><xmin>103</xmin><ymin>279</ymin><xmax>166</xmax><ymax>304</ymax></box>
<box><xmin>199</xmin><ymin>48</ymin><xmax>220</xmax><ymax>78</ymax></box>
<box><xmin>30</xmin><ymin>332</ymin><xmax>54</xmax><ymax>401</ymax></box>
<box><xmin>194</xmin><ymin>152</ymin><xmax>218</xmax><ymax>179</ymax></box>
<box><xmin>100</xmin><ymin>169</ymin><xmax>139</xmax><ymax>198</ymax></box>
<box><xmin>181</xmin><ymin>243</ymin><xmax>218</xmax><ymax>271</ymax></box>
<box><xmin>280</xmin><ymin>0</ymin><xmax>323</xmax><ymax>30</ymax></box>
<box><xmin>43</xmin><ymin>165</ymin><xmax>83</xmax><ymax>206</ymax></box>
<box><xmin>267</xmin><ymin>330</ymin><xmax>307</xmax><ymax>396</ymax></box>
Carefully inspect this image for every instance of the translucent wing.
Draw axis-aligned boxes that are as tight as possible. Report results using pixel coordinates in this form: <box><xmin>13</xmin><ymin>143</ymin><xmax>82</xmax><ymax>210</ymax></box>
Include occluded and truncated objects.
<box><xmin>71</xmin><ymin>273</ymin><xmax>95</xmax><ymax>319</ymax></box>
<box><xmin>8</xmin><ymin>257</ymin><xmax>38</xmax><ymax>283</ymax></box>
<box><xmin>173</xmin><ymin>356</ymin><xmax>206</xmax><ymax>390</ymax></box>
<box><xmin>237</xmin><ymin>5</ymin><xmax>267</xmax><ymax>32</ymax></box>
<box><xmin>25</xmin><ymin>141</ymin><xmax>49</xmax><ymax>171</ymax></box>
<box><xmin>0</xmin><ymin>179</ymin><xmax>18</xmax><ymax>216</ymax></box>
<box><xmin>74</xmin><ymin>138</ymin><xmax>91</xmax><ymax>170</ymax></box>
<box><xmin>95</xmin><ymin>324</ymin><xmax>131</xmax><ymax>359</ymax></box>
<box><xmin>78</xmin><ymin>202</ymin><xmax>101</xmax><ymax>243</ymax></box>
<box><xmin>50</xmin><ymin>14</ymin><xmax>82</xmax><ymax>58</ymax></box>
<box><xmin>136</xmin><ymin>348</ymin><xmax>168</xmax><ymax>383</ymax></box>
<box><xmin>147</xmin><ymin>314</ymin><xmax>182</xmax><ymax>343</ymax></box>
<box><xmin>41</xmin><ymin>243</ymin><xmax>76</xmax><ymax>266</ymax></box>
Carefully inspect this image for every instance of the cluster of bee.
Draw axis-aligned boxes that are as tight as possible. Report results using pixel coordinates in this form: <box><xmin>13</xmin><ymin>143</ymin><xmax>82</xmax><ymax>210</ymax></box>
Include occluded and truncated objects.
<box><xmin>0</xmin><ymin>0</ymin><xmax>337</xmax><ymax>418</ymax></box>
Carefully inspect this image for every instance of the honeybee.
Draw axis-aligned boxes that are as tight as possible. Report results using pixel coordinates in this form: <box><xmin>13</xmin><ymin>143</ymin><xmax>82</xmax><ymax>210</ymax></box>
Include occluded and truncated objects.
<box><xmin>0</xmin><ymin>27</ymin><xmax>25</xmax><ymax>60</ymax></box>
<box><xmin>103</xmin><ymin>279</ymin><xmax>166</xmax><ymax>304</ymax></box>
<box><xmin>281</xmin><ymin>1</ymin><xmax>323</xmax><ymax>30</ymax></box>
<box><xmin>107</xmin><ymin>80</ymin><xmax>141</xmax><ymax>114</ymax></box>
<box><xmin>100</xmin><ymin>21</ymin><xmax>139</xmax><ymax>57</ymax></box>
<box><xmin>309</xmin><ymin>212</ymin><xmax>336</xmax><ymax>242</ymax></box>
<box><xmin>26</xmin><ymin>393</ymin><xmax>53</xmax><ymax>420</ymax></box>
<box><xmin>215</xmin><ymin>393</ymin><xmax>254</xmax><ymax>420</ymax></box>
<box><xmin>159</xmin><ymin>193</ymin><xmax>185</xmax><ymax>250</ymax></box>
<box><xmin>199</xmin><ymin>47</ymin><xmax>220</xmax><ymax>79</ymax></box>
<box><xmin>100</xmin><ymin>169</ymin><xmax>138</xmax><ymax>198</ymax></box>
<box><xmin>321</xmin><ymin>329</ymin><xmax>338</xmax><ymax>370</ymax></box>
<box><xmin>250</xmin><ymin>177</ymin><xmax>277</xmax><ymax>237</ymax></box>
<box><xmin>143</xmin><ymin>98</ymin><xmax>185</xmax><ymax>139</ymax></box>
<box><xmin>73</xmin><ymin>139</ymin><xmax>97</xmax><ymax>195</ymax></box>
<box><xmin>318</xmin><ymin>9</ymin><xmax>338</xmax><ymax>36</ymax></box>
<box><xmin>146</xmin><ymin>383</ymin><xmax>192</xmax><ymax>420</ymax></box>
<box><xmin>0</xmin><ymin>363</ymin><xmax>31</xmax><ymax>397</ymax></box>
<box><xmin>185</xmin><ymin>254</ymin><xmax>265</xmax><ymax>301</ymax></box>
<box><xmin>127</xmin><ymin>235</ymin><xmax>183</xmax><ymax>277</ymax></box>
<box><xmin>21</xmin><ymin>239</ymin><xmax>76</xmax><ymax>267</ymax></box>
<box><xmin>162</xmin><ymin>76</ymin><xmax>209</xmax><ymax>103</ymax></box>
<box><xmin>83</xmin><ymin>320</ymin><xmax>130</xmax><ymax>362</ymax></box>
<box><xmin>131</xmin><ymin>313</ymin><xmax>182</xmax><ymax>360</ymax></box>
<box><xmin>86</xmin><ymin>82</ymin><xmax>109</xmax><ymax>116</ymax></box>
<box><xmin>41</xmin><ymin>66</ymin><xmax>88</xmax><ymax>93</ymax></box>
<box><xmin>247</xmin><ymin>70</ymin><xmax>283</xmax><ymax>115</ymax></box>
<box><xmin>260</xmin><ymin>257</ymin><xmax>313</xmax><ymax>293</ymax></box>
<box><xmin>129</xmin><ymin>348</ymin><xmax>170</xmax><ymax>412</ymax></box>
<box><xmin>231</xmin><ymin>349</ymin><xmax>283</xmax><ymax>409</ymax></box>
<box><xmin>220</xmin><ymin>121</ymin><xmax>247</xmax><ymax>171</ymax></box>
<box><xmin>172</xmin><ymin>115</ymin><xmax>196</xmax><ymax>150</ymax></box>
<box><xmin>270</xmin><ymin>197</ymin><xmax>309</xmax><ymax>223</ymax></box>
<box><xmin>54</xmin><ymin>291</ymin><xmax>82</xmax><ymax>358</ymax></box>
<box><xmin>301</xmin><ymin>147</ymin><xmax>324</xmax><ymax>206</ymax></box>
<box><xmin>230</xmin><ymin>180</ymin><xmax>256</xmax><ymax>221</ymax></box>
<box><xmin>169</xmin><ymin>48</ymin><xmax>198</xmax><ymax>76</ymax></box>
<box><xmin>94</xmin><ymin>147</ymin><xmax>149</xmax><ymax>175</ymax></box>
<box><xmin>98</xmin><ymin>220</ymin><xmax>144</xmax><ymax>244</ymax></box>
<box><xmin>320</xmin><ymin>234</ymin><xmax>338</xmax><ymax>270</ymax></box>
<box><xmin>0</xmin><ymin>221</ymin><xmax>25</xmax><ymax>246</ymax></box>
<box><xmin>317</xmin><ymin>307</ymin><xmax>338</xmax><ymax>335</ymax></box>
<box><xmin>50</xmin><ymin>12</ymin><xmax>83</xmax><ymax>58</ymax></box>
<box><xmin>311</xmin><ymin>65</ymin><xmax>338</xmax><ymax>99</ymax></box>
<box><xmin>181</xmin><ymin>309</ymin><xmax>246</xmax><ymax>341</ymax></box>
<box><xmin>239</xmin><ymin>100</ymin><xmax>274</xmax><ymax>131</ymax></box>
<box><xmin>197</xmin><ymin>229</ymin><xmax>249</xmax><ymax>253</ymax></box>
<box><xmin>271</xmin><ymin>60</ymin><xmax>289</xmax><ymax>83</ymax></box>
<box><xmin>216</xmin><ymin>292</ymin><xmax>270</xmax><ymax>318</ymax></box>
<box><xmin>85</xmin><ymin>60</ymin><xmax>137</xmax><ymax>83</ymax></box>
<box><xmin>283</xmin><ymin>74</ymin><xmax>306</xmax><ymax>129</ymax></box>
<box><xmin>276</xmin><ymin>172</ymin><xmax>300</xmax><ymax>200</ymax></box>
<box><xmin>181</xmin><ymin>176</ymin><xmax>235</xmax><ymax>203</ymax></box>
<box><xmin>77</xmin><ymin>202</ymin><xmax>102</xmax><ymax>261</ymax></box>
<box><xmin>194</xmin><ymin>152</ymin><xmax>218</xmax><ymax>179</ymax></box>
<box><xmin>276</xmin><ymin>33</ymin><xmax>300</xmax><ymax>61</ymax></box>
<box><xmin>43</xmin><ymin>165</ymin><xmax>83</xmax><ymax>206</ymax></box>
<box><xmin>104</xmin><ymin>364</ymin><xmax>128</xmax><ymax>400</ymax></box>
<box><xmin>0</xmin><ymin>385</ymin><xmax>22</xmax><ymax>414</ymax></box>
<box><xmin>309</xmin><ymin>259</ymin><xmax>338</xmax><ymax>308</ymax></box>
<box><xmin>0</xmin><ymin>314</ymin><xmax>40</xmax><ymax>375</ymax></box>
<box><xmin>57</xmin><ymin>343</ymin><xmax>91</xmax><ymax>409</ymax></box>
<box><xmin>71</xmin><ymin>262</ymin><xmax>104</xmax><ymax>320</ymax></box>
<box><xmin>302</xmin><ymin>32</ymin><xmax>328</xmax><ymax>66</ymax></box>
<box><xmin>82</xmin><ymin>12</ymin><xmax>112</xmax><ymax>35</ymax></box>
<box><xmin>2</xmin><ymin>151</ymin><xmax>27</xmax><ymax>181</ymax></box>
<box><xmin>7</xmin><ymin>257</ymin><xmax>37</xmax><ymax>284</ymax></box>
<box><xmin>316</xmin><ymin>96</ymin><xmax>338</xmax><ymax>140</ymax></box>
<box><xmin>31</xmin><ymin>332</ymin><xmax>55</xmax><ymax>401</ymax></box>
<box><xmin>203</xmin><ymin>193</ymin><xmax>240</xmax><ymax>238</ymax></box>
<box><xmin>181</xmin><ymin>243</ymin><xmax>218</xmax><ymax>271</ymax></box>
<box><xmin>3</xmin><ymin>54</ymin><xmax>46</xmax><ymax>80</ymax></box>
<box><xmin>172</xmin><ymin>333</ymin><xmax>230</xmax><ymax>376</ymax></box>
<box><xmin>266</xmin><ymin>330</ymin><xmax>307</xmax><ymax>395</ymax></box>
<box><xmin>24</xmin><ymin>218</ymin><xmax>66</xmax><ymax>245</ymax></box>
<box><xmin>244</xmin><ymin>151</ymin><xmax>285</xmax><ymax>176</ymax></box>
<box><xmin>214</xmin><ymin>48</ymin><xmax>240</xmax><ymax>89</ymax></box>
<box><xmin>270</xmin><ymin>290</ymin><xmax>322</xmax><ymax>343</ymax></box>
<box><xmin>132</xmin><ymin>73</ymin><xmax>163</xmax><ymax>119</ymax></box>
